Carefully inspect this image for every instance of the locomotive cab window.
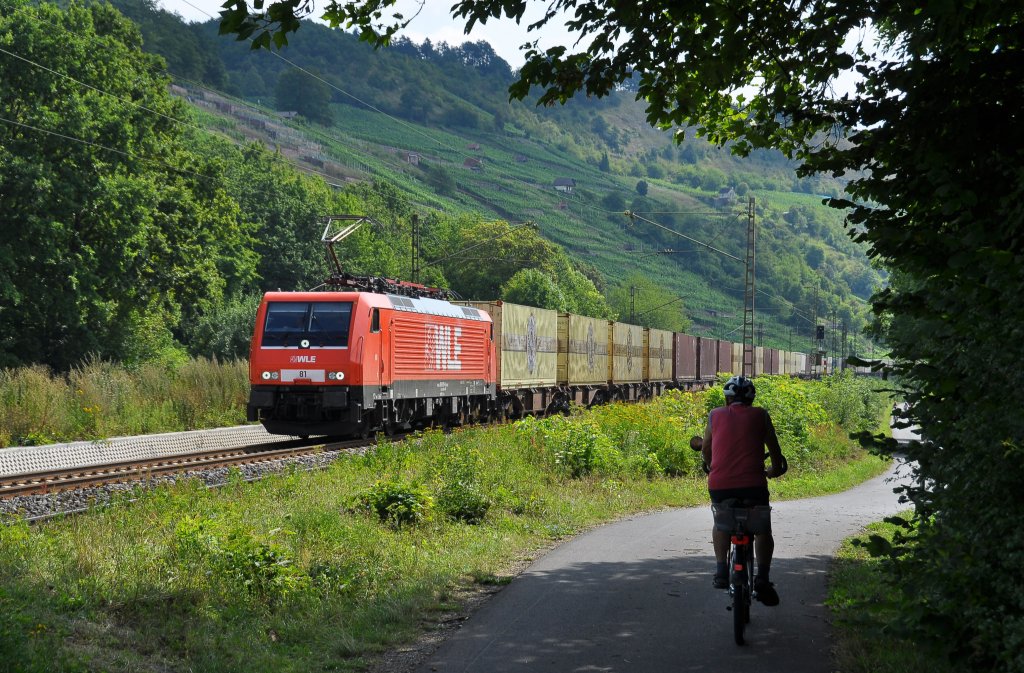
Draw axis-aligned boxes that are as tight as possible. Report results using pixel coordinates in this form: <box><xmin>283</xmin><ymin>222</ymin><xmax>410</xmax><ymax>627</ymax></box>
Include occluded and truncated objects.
<box><xmin>370</xmin><ymin>308</ymin><xmax>380</xmax><ymax>333</ymax></box>
<box><xmin>262</xmin><ymin>301</ymin><xmax>353</xmax><ymax>348</ymax></box>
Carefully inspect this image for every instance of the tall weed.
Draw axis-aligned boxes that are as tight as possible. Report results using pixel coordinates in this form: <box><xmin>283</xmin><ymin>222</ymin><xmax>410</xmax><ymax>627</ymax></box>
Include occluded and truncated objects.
<box><xmin>0</xmin><ymin>357</ymin><xmax>249</xmax><ymax>447</ymax></box>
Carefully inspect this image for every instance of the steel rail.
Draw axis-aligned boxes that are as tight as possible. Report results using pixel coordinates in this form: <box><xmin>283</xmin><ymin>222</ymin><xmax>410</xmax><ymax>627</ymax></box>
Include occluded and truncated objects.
<box><xmin>0</xmin><ymin>437</ymin><xmax>373</xmax><ymax>499</ymax></box>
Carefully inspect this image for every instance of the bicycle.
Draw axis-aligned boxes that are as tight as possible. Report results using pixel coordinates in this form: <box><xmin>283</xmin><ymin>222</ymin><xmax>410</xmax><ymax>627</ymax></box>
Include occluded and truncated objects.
<box><xmin>690</xmin><ymin>436</ymin><xmax>787</xmax><ymax>645</ymax></box>
<box><xmin>712</xmin><ymin>497</ymin><xmax>772</xmax><ymax>645</ymax></box>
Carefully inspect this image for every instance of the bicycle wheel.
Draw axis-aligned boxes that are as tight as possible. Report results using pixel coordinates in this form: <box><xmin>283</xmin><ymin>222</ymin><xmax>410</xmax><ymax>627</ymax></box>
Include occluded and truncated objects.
<box><xmin>745</xmin><ymin>543</ymin><xmax>754</xmax><ymax>624</ymax></box>
<box><xmin>733</xmin><ymin>583</ymin><xmax>748</xmax><ymax>645</ymax></box>
<box><xmin>731</xmin><ymin>544</ymin><xmax>749</xmax><ymax>645</ymax></box>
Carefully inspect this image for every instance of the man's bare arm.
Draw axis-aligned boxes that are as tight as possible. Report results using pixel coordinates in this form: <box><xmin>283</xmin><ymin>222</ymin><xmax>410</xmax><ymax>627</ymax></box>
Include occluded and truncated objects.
<box><xmin>702</xmin><ymin>418</ymin><xmax>713</xmax><ymax>468</ymax></box>
<box><xmin>764</xmin><ymin>413</ymin><xmax>785</xmax><ymax>478</ymax></box>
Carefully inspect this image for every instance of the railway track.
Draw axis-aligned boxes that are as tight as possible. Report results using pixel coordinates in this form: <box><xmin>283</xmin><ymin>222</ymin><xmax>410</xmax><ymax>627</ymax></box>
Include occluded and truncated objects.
<box><xmin>0</xmin><ymin>436</ymin><xmax>373</xmax><ymax>501</ymax></box>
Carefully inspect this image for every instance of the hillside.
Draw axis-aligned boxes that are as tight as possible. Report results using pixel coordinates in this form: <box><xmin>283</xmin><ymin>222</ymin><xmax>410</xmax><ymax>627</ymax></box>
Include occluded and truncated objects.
<box><xmin>120</xmin><ymin>0</ymin><xmax>881</xmax><ymax>353</ymax></box>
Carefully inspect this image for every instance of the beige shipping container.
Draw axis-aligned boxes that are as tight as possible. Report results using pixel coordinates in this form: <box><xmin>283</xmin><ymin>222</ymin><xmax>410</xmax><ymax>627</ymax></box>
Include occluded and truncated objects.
<box><xmin>645</xmin><ymin>328</ymin><xmax>674</xmax><ymax>382</ymax></box>
<box><xmin>459</xmin><ymin>301</ymin><xmax>558</xmax><ymax>388</ymax></box>
<box><xmin>731</xmin><ymin>342</ymin><xmax>743</xmax><ymax>375</ymax></box>
<box><xmin>755</xmin><ymin>346</ymin><xmax>765</xmax><ymax>376</ymax></box>
<box><xmin>558</xmin><ymin>313</ymin><xmax>610</xmax><ymax>386</ymax></box>
<box><xmin>610</xmin><ymin>322</ymin><xmax>645</xmax><ymax>384</ymax></box>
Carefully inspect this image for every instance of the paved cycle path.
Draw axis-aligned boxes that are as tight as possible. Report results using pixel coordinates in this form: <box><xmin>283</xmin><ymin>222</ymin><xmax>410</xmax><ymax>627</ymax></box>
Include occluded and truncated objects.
<box><xmin>414</xmin><ymin>460</ymin><xmax>915</xmax><ymax>673</ymax></box>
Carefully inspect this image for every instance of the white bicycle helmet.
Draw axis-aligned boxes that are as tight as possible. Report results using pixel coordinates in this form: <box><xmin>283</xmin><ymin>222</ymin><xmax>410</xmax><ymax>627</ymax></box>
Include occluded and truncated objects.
<box><xmin>723</xmin><ymin>375</ymin><xmax>756</xmax><ymax>403</ymax></box>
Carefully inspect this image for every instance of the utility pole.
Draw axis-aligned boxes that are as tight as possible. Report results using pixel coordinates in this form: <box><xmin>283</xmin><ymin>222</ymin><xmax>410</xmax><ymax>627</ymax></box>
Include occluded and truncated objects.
<box><xmin>841</xmin><ymin>322</ymin><xmax>848</xmax><ymax>371</ymax></box>
<box><xmin>742</xmin><ymin>197</ymin><xmax>756</xmax><ymax>376</ymax></box>
<box><xmin>411</xmin><ymin>213</ymin><xmax>420</xmax><ymax>284</ymax></box>
<box><xmin>757</xmin><ymin>321</ymin><xmax>764</xmax><ymax>347</ymax></box>
<box><xmin>830</xmin><ymin>309</ymin><xmax>838</xmax><ymax>374</ymax></box>
<box><xmin>811</xmin><ymin>283</ymin><xmax>820</xmax><ymax>376</ymax></box>
<box><xmin>630</xmin><ymin>285</ymin><xmax>638</xmax><ymax>324</ymax></box>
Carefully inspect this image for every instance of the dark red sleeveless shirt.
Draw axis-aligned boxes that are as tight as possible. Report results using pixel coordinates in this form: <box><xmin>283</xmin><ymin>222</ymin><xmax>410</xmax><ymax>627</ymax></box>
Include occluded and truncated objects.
<box><xmin>707</xmin><ymin>402</ymin><xmax>769</xmax><ymax>490</ymax></box>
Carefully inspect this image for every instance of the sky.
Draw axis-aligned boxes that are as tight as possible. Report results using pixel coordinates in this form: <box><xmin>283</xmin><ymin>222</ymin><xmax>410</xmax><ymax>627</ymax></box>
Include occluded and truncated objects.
<box><xmin>157</xmin><ymin>0</ymin><xmax>580</xmax><ymax>68</ymax></box>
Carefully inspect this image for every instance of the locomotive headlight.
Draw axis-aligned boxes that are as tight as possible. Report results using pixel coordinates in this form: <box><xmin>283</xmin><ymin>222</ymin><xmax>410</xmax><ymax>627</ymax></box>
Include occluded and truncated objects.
<box><xmin>261</xmin><ymin>371</ymin><xmax>271</xmax><ymax>380</ymax></box>
<box><xmin>335</xmin><ymin>371</ymin><xmax>345</xmax><ymax>381</ymax></box>
<box><xmin>271</xmin><ymin>372</ymin><xmax>279</xmax><ymax>380</ymax></box>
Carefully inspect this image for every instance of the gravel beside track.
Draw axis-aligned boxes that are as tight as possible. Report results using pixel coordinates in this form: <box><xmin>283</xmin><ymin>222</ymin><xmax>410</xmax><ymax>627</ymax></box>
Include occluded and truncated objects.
<box><xmin>0</xmin><ymin>435</ymin><xmax>362</xmax><ymax>521</ymax></box>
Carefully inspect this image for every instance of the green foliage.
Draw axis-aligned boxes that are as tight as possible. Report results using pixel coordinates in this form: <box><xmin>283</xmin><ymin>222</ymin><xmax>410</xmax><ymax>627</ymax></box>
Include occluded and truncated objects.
<box><xmin>275</xmin><ymin>68</ymin><xmax>333</xmax><ymax>125</ymax></box>
<box><xmin>215</xmin><ymin>531</ymin><xmax>308</xmax><ymax>602</ymax></box>
<box><xmin>182</xmin><ymin>293</ymin><xmax>261</xmax><ymax>360</ymax></box>
<box><xmin>515</xmin><ymin>377</ymin><xmax>878</xmax><ymax>483</ymax></box>
<box><xmin>352</xmin><ymin>479</ymin><xmax>434</xmax><ymax>527</ymax></box>
<box><xmin>0</xmin><ymin>2</ymin><xmax>255</xmax><ymax>369</ymax></box>
<box><xmin>813</xmin><ymin>371</ymin><xmax>887</xmax><ymax>435</ymax></box>
<box><xmin>427</xmin><ymin>436</ymin><xmax>492</xmax><ymax>523</ymax></box>
<box><xmin>607</xmin><ymin>272</ymin><xmax>690</xmax><ymax>331</ymax></box>
<box><xmin>829</xmin><ymin>517</ymin><xmax>956</xmax><ymax>673</ymax></box>
<box><xmin>0</xmin><ymin>357</ymin><xmax>249</xmax><ymax>447</ymax></box>
<box><xmin>500</xmin><ymin>268</ymin><xmax>567</xmax><ymax>312</ymax></box>
<box><xmin>518</xmin><ymin>414</ymin><xmax>619</xmax><ymax>477</ymax></box>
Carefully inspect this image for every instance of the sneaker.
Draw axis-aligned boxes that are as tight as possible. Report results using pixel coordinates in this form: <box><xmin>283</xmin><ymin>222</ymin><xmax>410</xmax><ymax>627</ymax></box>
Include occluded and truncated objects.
<box><xmin>712</xmin><ymin>574</ymin><xmax>729</xmax><ymax>590</ymax></box>
<box><xmin>754</xmin><ymin>578</ymin><xmax>779</xmax><ymax>606</ymax></box>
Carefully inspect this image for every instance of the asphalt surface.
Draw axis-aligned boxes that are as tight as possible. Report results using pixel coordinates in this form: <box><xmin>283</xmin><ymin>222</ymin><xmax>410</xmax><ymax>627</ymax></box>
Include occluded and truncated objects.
<box><xmin>415</xmin><ymin>459</ymin><xmax>917</xmax><ymax>673</ymax></box>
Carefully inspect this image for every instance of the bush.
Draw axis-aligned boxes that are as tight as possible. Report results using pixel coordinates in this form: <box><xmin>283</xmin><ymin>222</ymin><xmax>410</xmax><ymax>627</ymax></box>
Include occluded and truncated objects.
<box><xmin>526</xmin><ymin>415</ymin><xmax>621</xmax><ymax>478</ymax></box>
<box><xmin>352</xmin><ymin>479</ymin><xmax>434</xmax><ymax>527</ymax></box>
<box><xmin>215</xmin><ymin>531</ymin><xmax>308</xmax><ymax>603</ymax></box>
<box><xmin>427</xmin><ymin>437</ymin><xmax>492</xmax><ymax>523</ymax></box>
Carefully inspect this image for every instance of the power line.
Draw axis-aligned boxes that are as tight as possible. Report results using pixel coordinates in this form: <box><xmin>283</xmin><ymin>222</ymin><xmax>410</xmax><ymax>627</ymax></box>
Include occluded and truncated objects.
<box><xmin>623</xmin><ymin>210</ymin><xmax>743</xmax><ymax>261</ymax></box>
<box><xmin>0</xmin><ymin>113</ymin><xmax>211</xmax><ymax>180</ymax></box>
<box><xmin>0</xmin><ymin>46</ymin><xmax>206</xmax><ymax>133</ymax></box>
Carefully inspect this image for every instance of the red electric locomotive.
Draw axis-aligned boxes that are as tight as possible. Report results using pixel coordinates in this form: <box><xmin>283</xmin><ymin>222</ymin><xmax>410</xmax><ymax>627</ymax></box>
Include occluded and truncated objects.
<box><xmin>247</xmin><ymin>287</ymin><xmax>496</xmax><ymax>437</ymax></box>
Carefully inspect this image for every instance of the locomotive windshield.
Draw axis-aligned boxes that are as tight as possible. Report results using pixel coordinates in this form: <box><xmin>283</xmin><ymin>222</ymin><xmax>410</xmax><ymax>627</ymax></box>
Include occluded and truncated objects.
<box><xmin>262</xmin><ymin>301</ymin><xmax>353</xmax><ymax>348</ymax></box>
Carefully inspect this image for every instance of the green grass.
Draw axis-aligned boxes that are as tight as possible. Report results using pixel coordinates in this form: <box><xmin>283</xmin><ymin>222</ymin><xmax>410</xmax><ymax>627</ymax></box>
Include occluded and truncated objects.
<box><xmin>828</xmin><ymin>518</ymin><xmax>954</xmax><ymax>673</ymax></box>
<box><xmin>0</xmin><ymin>376</ymin><xmax>891</xmax><ymax>672</ymax></box>
<box><xmin>0</xmin><ymin>358</ymin><xmax>249</xmax><ymax>447</ymax></box>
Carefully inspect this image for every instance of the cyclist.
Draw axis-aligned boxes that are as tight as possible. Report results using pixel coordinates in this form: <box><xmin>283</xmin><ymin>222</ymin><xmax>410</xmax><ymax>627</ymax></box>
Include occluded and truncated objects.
<box><xmin>701</xmin><ymin>375</ymin><xmax>785</xmax><ymax>606</ymax></box>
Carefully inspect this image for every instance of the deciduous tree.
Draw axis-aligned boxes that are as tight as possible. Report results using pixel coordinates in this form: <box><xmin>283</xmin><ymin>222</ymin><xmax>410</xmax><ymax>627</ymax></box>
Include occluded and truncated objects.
<box><xmin>0</xmin><ymin>1</ymin><xmax>253</xmax><ymax>368</ymax></box>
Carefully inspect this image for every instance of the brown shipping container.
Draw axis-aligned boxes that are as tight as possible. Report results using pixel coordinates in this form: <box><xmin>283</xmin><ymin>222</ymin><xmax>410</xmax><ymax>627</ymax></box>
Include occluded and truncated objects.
<box><xmin>557</xmin><ymin>313</ymin><xmax>610</xmax><ymax>386</ymax></box>
<box><xmin>459</xmin><ymin>301</ymin><xmax>558</xmax><ymax>389</ymax></box>
<box><xmin>610</xmin><ymin>322</ymin><xmax>645</xmax><ymax>384</ymax></box>
<box><xmin>717</xmin><ymin>341</ymin><xmax>733</xmax><ymax>375</ymax></box>
<box><xmin>673</xmin><ymin>333</ymin><xmax>698</xmax><ymax>381</ymax></box>
<box><xmin>766</xmin><ymin>348</ymin><xmax>779</xmax><ymax>375</ymax></box>
<box><xmin>645</xmin><ymin>328</ymin><xmax>674</xmax><ymax>382</ymax></box>
<box><xmin>697</xmin><ymin>337</ymin><xmax>717</xmax><ymax>380</ymax></box>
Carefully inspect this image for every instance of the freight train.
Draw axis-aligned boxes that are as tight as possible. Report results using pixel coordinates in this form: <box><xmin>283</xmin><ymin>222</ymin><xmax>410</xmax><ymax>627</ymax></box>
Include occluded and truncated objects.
<box><xmin>246</xmin><ymin>278</ymin><xmax>837</xmax><ymax>438</ymax></box>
